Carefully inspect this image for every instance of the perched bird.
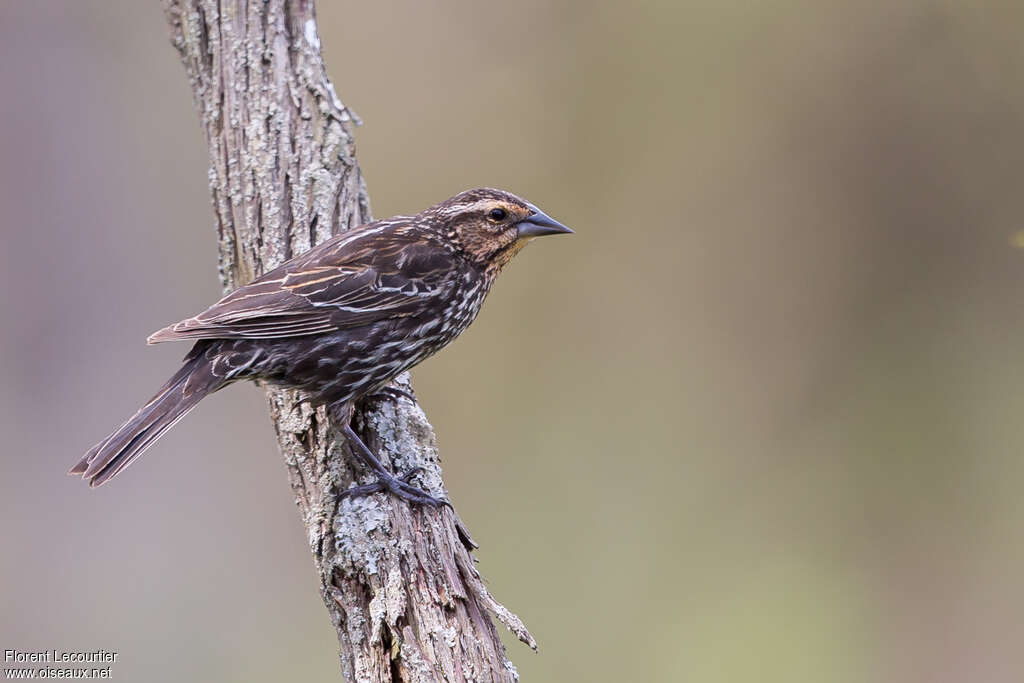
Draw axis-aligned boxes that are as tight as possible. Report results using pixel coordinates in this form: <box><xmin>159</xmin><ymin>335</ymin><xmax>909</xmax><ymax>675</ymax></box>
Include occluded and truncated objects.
<box><xmin>69</xmin><ymin>188</ymin><xmax>572</xmax><ymax>504</ymax></box>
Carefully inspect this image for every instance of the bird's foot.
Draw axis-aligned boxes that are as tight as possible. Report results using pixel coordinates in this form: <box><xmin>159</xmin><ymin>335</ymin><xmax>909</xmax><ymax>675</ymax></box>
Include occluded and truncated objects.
<box><xmin>339</xmin><ymin>423</ymin><xmax>449</xmax><ymax>508</ymax></box>
<box><xmin>341</xmin><ymin>467</ymin><xmax>450</xmax><ymax>508</ymax></box>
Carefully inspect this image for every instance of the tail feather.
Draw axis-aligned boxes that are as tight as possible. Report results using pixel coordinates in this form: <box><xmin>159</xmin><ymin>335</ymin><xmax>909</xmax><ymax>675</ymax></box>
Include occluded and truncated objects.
<box><xmin>70</xmin><ymin>352</ymin><xmax>221</xmax><ymax>487</ymax></box>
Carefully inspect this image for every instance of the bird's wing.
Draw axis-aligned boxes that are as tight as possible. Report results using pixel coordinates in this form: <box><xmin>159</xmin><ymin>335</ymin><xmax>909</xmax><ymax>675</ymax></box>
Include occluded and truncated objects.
<box><xmin>147</xmin><ymin>230</ymin><xmax>458</xmax><ymax>344</ymax></box>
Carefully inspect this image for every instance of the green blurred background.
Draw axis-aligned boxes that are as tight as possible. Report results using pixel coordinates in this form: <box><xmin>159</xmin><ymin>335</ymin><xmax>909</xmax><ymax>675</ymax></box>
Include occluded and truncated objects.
<box><xmin>3</xmin><ymin>1</ymin><xmax>1024</xmax><ymax>681</ymax></box>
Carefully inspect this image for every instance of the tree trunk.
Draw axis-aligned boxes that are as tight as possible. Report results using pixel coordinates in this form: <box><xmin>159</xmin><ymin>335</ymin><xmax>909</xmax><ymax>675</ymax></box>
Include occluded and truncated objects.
<box><xmin>160</xmin><ymin>1</ymin><xmax>535</xmax><ymax>680</ymax></box>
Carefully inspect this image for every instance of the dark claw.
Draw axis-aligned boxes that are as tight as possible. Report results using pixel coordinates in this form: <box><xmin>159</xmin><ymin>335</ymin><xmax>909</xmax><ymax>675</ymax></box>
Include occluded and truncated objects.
<box><xmin>399</xmin><ymin>466</ymin><xmax>424</xmax><ymax>483</ymax></box>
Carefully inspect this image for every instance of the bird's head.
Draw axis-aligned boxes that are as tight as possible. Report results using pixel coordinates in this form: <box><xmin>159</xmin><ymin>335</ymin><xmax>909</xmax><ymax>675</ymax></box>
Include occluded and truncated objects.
<box><xmin>426</xmin><ymin>188</ymin><xmax>573</xmax><ymax>270</ymax></box>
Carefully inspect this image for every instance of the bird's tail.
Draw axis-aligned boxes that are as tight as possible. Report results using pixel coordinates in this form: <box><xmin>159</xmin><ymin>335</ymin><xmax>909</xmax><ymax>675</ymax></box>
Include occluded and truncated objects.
<box><xmin>69</xmin><ymin>348</ymin><xmax>222</xmax><ymax>487</ymax></box>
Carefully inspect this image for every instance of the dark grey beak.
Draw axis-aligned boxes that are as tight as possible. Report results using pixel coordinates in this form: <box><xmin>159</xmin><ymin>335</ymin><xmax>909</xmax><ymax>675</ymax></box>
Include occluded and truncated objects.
<box><xmin>517</xmin><ymin>206</ymin><xmax>574</xmax><ymax>239</ymax></box>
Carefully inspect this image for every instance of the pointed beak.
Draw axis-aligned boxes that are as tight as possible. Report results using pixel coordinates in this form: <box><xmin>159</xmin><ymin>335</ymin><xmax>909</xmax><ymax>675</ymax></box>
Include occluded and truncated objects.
<box><xmin>517</xmin><ymin>206</ymin><xmax>574</xmax><ymax>239</ymax></box>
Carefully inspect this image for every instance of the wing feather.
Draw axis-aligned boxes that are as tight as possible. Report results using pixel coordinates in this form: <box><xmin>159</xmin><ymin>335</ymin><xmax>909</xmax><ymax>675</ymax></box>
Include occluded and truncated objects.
<box><xmin>147</xmin><ymin>227</ymin><xmax>458</xmax><ymax>344</ymax></box>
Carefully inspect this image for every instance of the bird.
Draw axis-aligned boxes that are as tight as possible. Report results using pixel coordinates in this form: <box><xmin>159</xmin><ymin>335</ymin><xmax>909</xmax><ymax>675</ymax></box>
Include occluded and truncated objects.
<box><xmin>69</xmin><ymin>188</ymin><xmax>573</xmax><ymax>505</ymax></box>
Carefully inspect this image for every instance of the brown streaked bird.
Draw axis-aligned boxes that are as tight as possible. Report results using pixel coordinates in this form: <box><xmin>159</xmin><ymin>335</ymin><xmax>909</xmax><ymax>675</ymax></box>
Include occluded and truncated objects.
<box><xmin>70</xmin><ymin>188</ymin><xmax>572</xmax><ymax>505</ymax></box>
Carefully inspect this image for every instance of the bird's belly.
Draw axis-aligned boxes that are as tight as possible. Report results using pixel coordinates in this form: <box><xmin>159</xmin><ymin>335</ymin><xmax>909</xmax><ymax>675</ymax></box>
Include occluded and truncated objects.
<box><xmin>241</xmin><ymin>324</ymin><xmax>454</xmax><ymax>405</ymax></box>
<box><xmin>222</xmin><ymin>283</ymin><xmax>488</xmax><ymax>406</ymax></box>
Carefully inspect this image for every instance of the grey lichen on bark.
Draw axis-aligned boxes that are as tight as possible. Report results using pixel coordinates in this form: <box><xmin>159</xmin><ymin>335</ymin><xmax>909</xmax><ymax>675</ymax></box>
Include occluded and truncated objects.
<box><xmin>160</xmin><ymin>1</ymin><xmax>535</xmax><ymax>680</ymax></box>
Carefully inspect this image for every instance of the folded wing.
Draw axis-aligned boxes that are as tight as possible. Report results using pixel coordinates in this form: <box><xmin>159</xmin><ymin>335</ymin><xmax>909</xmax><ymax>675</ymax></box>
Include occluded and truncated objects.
<box><xmin>147</xmin><ymin>230</ymin><xmax>456</xmax><ymax>344</ymax></box>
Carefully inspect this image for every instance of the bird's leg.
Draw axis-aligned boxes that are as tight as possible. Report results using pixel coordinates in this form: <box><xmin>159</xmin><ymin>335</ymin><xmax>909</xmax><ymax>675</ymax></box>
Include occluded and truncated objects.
<box><xmin>340</xmin><ymin>423</ymin><xmax>449</xmax><ymax>508</ymax></box>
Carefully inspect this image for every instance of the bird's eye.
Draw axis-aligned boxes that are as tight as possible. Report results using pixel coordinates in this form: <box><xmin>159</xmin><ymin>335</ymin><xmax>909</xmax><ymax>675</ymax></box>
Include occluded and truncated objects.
<box><xmin>487</xmin><ymin>207</ymin><xmax>508</xmax><ymax>222</ymax></box>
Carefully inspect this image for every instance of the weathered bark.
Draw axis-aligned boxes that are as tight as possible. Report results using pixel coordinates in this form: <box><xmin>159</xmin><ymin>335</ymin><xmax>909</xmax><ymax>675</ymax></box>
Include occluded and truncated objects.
<box><xmin>160</xmin><ymin>1</ymin><xmax>535</xmax><ymax>680</ymax></box>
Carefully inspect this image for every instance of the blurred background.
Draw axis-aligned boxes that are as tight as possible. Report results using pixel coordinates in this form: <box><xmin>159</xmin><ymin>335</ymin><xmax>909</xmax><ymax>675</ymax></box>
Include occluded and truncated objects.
<box><xmin>3</xmin><ymin>1</ymin><xmax>1024</xmax><ymax>681</ymax></box>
